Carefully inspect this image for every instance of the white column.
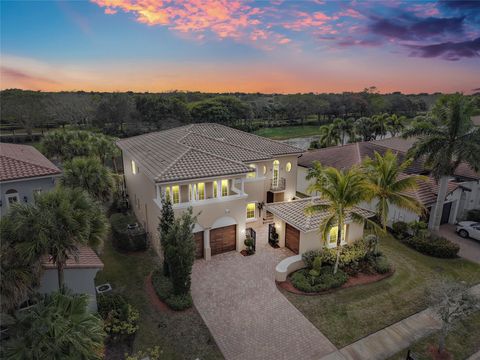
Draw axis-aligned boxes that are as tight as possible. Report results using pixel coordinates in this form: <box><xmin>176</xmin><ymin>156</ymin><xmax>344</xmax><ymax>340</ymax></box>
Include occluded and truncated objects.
<box><xmin>204</xmin><ymin>228</ymin><xmax>211</xmax><ymax>261</ymax></box>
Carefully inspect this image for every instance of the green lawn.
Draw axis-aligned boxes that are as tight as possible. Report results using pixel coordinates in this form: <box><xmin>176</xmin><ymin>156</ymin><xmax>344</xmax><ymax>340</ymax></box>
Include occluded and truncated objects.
<box><xmin>388</xmin><ymin>311</ymin><xmax>480</xmax><ymax>360</ymax></box>
<box><xmin>95</xmin><ymin>237</ymin><xmax>222</xmax><ymax>359</ymax></box>
<box><xmin>254</xmin><ymin>125</ymin><xmax>320</xmax><ymax>140</ymax></box>
<box><xmin>281</xmin><ymin>234</ymin><xmax>480</xmax><ymax>348</ymax></box>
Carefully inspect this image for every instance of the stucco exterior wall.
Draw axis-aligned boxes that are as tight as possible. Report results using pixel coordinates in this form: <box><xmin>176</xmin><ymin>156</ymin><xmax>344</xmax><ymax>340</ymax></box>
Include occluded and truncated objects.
<box><xmin>0</xmin><ymin>176</ymin><xmax>57</xmax><ymax>217</ymax></box>
<box><xmin>296</xmin><ymin>166</ymin><xmax>316</xmax><ymax>196</ymax></box>
<box><xmin>38</xmin><ymin>268</ymin><xmax>101</xmax><ymax>312</ymax></box>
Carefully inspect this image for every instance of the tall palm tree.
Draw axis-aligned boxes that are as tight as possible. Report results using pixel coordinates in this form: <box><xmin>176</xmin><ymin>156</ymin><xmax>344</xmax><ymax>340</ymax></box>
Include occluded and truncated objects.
<box><xmin>363</xmin><ymin>150</ymin><xmax>426</xmax><ymax>250</ymax></box>
<box><xmin>403</xmin><ymin>93</ymin><xmax>480</xmax><ymax>230</ymax></box>
<box><xmin>306</xmin><ymin>163</ymin><xmax>372</xmax><ymax>273</ymax></box>
<box><xmin>62</xmin><ymin>156</ymin><xmax>115</xmax><ymax>201</ymax></box>
<box><xmin>354</xmin><ymin>117</ymin><xmax>376</xmax><ymax>141</ymax></box>
<box><xmin>332</xmin><ymin>117</ymin><xmax>355</xmax><ymax>145</ymax></box>
<box><xmin>12</xmin><ymin>187</ymin><xmax>108</xmax><ymax>288</ymax></box>
<box><xmin>386</xmin><ymin>114</ymin><xmax>406</xmax><ymax>137</ymax></box>
<box><xmin>318</xmin><ymin>123</ymin><xmax>340</xmax><ymax>148</ymax></box>
<box><xmin>91</xmin><ymin>134</ymin><xmax>121</xmax><ymax>172</ymax></box>
<box><xmin>372</xmin><ymin>113</ymin><xmax>389</xmax><ymax>139</ymax></box>
<box><xmin>3</xmin><ymin>289</ymin><xmax>105</xmax><ymax>360</ymax></box>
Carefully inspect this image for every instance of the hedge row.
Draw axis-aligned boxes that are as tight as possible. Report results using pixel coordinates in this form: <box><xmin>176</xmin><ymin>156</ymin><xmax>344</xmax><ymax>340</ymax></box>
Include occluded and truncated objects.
<box><xmin>401</xmin><ymin>234</ymin><xmax>459</xmax><ymax>258</ymax></box>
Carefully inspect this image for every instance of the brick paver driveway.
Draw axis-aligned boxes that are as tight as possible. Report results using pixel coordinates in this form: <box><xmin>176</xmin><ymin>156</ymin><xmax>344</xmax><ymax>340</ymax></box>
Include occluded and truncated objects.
<box><xmin>191</xmin><ymin>245</ymin><xmax>337</xmax><ymax>360</ymax></box>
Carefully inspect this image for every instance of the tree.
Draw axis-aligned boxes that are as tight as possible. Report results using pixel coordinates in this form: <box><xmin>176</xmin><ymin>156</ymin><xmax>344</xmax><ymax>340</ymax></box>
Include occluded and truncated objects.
<box><xmin>62</xmin><ymin>156</ymin><xmax>115</xmax><ymax>201</ymax></box>
<box><xmin>428</xmin><ymin>281</ymin><xmax>479</xmax><ymax>354</ymax></box>
<box><xmin>354</xmin><ymin>117</ymin><xmax>376</xmax><ymax>141</ymax></box>
<box><xmin>305</xmin><ymin>163</ymin><xmax>371</xmax><ymax>273</ymax></box>
<box><xmin>403</xmin><ymin>93</ymin><xmax>480</xmax><ymax>230</ymax></box>
<box><xmin>11</xmin><ymin>187</ymin><xmax>108</xmax><ymax>288</ymax></box>
<box><xmin>372</xmin><ymin>113</ymin><xmax>389</xmax><ymax>139</ymax></box>
<box><xmin>318</xmin><ymin>123</ymin><xmax>340</xmax><ymax>148</ymax></box>
<box><xmin>3</xmin><ymin>289</ymin><xmax>105</xmax><ymax>360</ymax></box>
<box><xmin>332</xmin><ymin>118</ymin><xmax>354</xmax><ymax>146</ymax></box>
<box><xmin>386</xmin><ymin>114</ymin><xmax>405</xmax><ymax>137</ymax></box>
<box><xmin>0</xmin><ymin>216</ymin><xmax>41</xmax><ymax>314</ymax></box>
<box><xmin>93</xmin><ymin>93</ymin><xmax>136</xmax><ymax>134</ymax></box>
<box><xmin>91</xmin><ymin>134</ymin><xmax>121</xmax><ymax>172</ymax></box>
<box><xmin>164</xmin><ymin>208</ymin><xmax>197</xmax><ymax>295</ymax></box>
<box><xmin>363</xmin><ymin>151</ymin><xmax>426</xmax><ymax>251</ymax></box>
<box><xmin>158</xmin><ymin>193</ymin><xmax>175</xmax><ymax>276</ymax></box>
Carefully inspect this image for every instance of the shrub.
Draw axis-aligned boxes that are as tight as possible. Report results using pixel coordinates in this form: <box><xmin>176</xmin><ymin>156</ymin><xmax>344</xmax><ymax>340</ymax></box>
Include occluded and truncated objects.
<box><xmin>244</xmin><ymin>236</ymin><xmax>255</xmax><ymax>255</ymax></box>
<box><xmin>391</xmin><ymin>221</ymin><xmax>409</xmax><ymax>239</ymax></box>
<box><xmin>290</xmin><ymin>267</ymin><xmax>348</xmax><ymax>293</ymax></box>
<box><xmin>98</xmin><ymin>293</ymin><xmax>139</xmax><ymax>342</ymax></box>
<box><xmin>402</xmin><ymin>233</ymin><xmax>459</xmax><ymax>258</ymax></box>
<box><xmin>372</xmin><ymin>255</ymin><xmax>392</xmax><ymax>274</ymax></box>
<box><xmin>302</xmin><ymin>249</ymin><xmax>323</xmax><ymax>268</ymax></box>
<box><xmin>126</xmin><ymin>346</ymin><xmax>162</xmax><ymax>360</ymax></box>
<box><xmin>110</xmin><ymin>213</ymin><xmax>147</xmax><ymax>251</ymax></box>
<box><xmin>466</xmin><ymin>209</ymin><xmax>480</xmax><ymax>222</ymax></box>
<box><xmin>151</xmin><ymin>269</ymin><xmax>192</xmax><ymax>311</ymax></box>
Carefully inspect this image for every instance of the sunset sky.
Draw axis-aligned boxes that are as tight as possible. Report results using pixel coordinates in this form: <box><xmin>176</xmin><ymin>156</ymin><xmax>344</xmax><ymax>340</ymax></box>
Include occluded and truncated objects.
<box><xmin>1</xmin><ymin>0</ymin><xmax>479</xmax><ymax>94</ymax></box>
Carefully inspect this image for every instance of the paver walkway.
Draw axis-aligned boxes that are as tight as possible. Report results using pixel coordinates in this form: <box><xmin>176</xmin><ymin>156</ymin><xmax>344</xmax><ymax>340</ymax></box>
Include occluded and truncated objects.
<box><xmin>320</xmin><ymin>284</ymin><xmax>480</xmax><ymax>360</ymax></box>
<box><xmin>191</xmin><ymin>245</ymin><xmax>337</xmax><ymax>360</ymax></box>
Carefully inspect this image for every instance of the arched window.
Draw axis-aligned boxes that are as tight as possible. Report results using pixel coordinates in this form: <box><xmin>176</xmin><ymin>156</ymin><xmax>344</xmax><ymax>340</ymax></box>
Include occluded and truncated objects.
<box><xmin>246</xmin><ymin>164</ymin><xmax>257</xmax><ymax>179</ymax></box>
<box><xmin>272</xmin><ymin>160</ymin><xmax>280</xmax><ymax>187</ymax></box>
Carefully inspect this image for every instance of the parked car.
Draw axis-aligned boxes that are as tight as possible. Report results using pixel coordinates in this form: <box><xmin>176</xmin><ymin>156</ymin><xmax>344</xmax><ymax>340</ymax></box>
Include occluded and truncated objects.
<box><xmin>456</xmin><ymin>221</ymin><xmax>480</xmax><ymax>241</ymax></box>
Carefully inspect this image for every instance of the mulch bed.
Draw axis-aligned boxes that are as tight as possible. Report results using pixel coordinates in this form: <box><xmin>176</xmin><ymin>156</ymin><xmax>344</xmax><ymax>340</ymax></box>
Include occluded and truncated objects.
<box><xmin>277</xmin><ymin>269</ymin><xmax>395</xmax><ymax>296</ymax></box>
<box><xmin>145</xmin><ymin>272</ymin><xmax>172</xmax><ymax>312</ymax></box>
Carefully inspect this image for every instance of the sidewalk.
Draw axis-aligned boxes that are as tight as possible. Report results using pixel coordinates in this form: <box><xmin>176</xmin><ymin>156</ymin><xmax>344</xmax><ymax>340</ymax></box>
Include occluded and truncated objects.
<box><xmin>321</xmin><ymin>284</ymin><xmax>480</xmax><ymax>360</ymax></box>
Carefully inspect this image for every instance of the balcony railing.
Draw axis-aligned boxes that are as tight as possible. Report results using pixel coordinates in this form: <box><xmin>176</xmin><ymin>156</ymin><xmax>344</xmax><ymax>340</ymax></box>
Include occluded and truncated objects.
<box><xmin>270</xmin><ymin>177</ymin><xmax>286</xmax><ymax>192</ymax></box>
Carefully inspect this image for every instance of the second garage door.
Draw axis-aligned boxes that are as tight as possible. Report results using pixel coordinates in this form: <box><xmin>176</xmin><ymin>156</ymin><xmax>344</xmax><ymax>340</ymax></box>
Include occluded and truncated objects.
<box><xmin>210</xmin><ymin>225</ymin><xmax>236</xmax><ymax>255</ymax></box>
<box><xmin>285</xmin><ymin>224</ymin><xmax>300</xmax><ymax>254</ymax></box>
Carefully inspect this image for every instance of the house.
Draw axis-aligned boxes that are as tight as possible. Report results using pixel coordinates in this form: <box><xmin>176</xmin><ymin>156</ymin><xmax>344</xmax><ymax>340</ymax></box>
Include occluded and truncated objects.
<box><xmin>38</xmin><ymin>246</ymin><xmax>104</xmax><ymax>312</ymax></box>
<box><xmin>297</xmin><ymin>138</ymin><xmax>480</xmax><ymax>228</ymax></box>
<box><xmin>0</xmin><ymin>142</ymin><xmax>61</xmax><ymax>217</ymax></box>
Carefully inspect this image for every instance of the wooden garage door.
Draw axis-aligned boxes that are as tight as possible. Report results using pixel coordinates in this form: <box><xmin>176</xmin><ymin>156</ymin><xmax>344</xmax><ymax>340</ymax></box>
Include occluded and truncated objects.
<box><xmin>210</xmin><ymin>225</ymin><xmax>236</xmax><ymax>255</ymax></box>
<box><xmin>285</xmin><ymin>224</ymin><xmax>300</xmax><ymax>254</ymax></box>
<box><xmin>194</xmin><ymin>231</ymin><xmax>204</xmax><ymax>259</ymax></box>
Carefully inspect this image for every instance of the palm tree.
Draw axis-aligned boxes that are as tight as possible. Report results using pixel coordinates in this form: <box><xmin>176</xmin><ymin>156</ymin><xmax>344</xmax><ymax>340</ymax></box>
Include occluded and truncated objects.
<box><xmin>363</xmin><ymin>150</ymin><xmax>426</xmax><ymax>250</ymax></box>
<box><xmin>12</xmin><ymin>187</ymin><xmax>108</xmax><ymax>288</ymax></box>
<box><xmin>91</xmin><ymin>134</ymin><xmax>121</xmax><ymax>172</ymax></box>
<box><xmin>0</xmin><ymin>217</ymin><xmax>41</xmax><ymax>314</ymax></box>
<box><xmin>372</xmin><ymin>113</ymin><xmax>389</xmax><ymax>139</ymax></box>
<box><xmin>62</xmin><ymin>156</ymin><xmax>115</xmax><ymax>201</ymax></box>
<box><xmin>318</xmin><ymin>124</ymin><xmax>340</xmax><ymax>148</ymax></box>
<box><xmin>354</xmin><ymin>117</ymin><xmax>376</xmax><ymax>141</ymax></box>
<box><xmin>306</xmin><ymin>163</ymin><xmax>372</xmax><ymax>273</ymax></box>
<box><xmin>403</xmin><ymin>93</ymin><xmax>480</xmax><ymax>230</ymax></box>
<box><xmin>3</xmin><ymin>289</ymin><xmax>105</xmax><ymax>360</ymax></box>
<box><xmin>386</xmin><ymin>114</ymin><xmax>405</xmax><ymax>137</ymax></box>
<box><xmin>332</xmin><ymin>117</ymin><xmax>355</xmax><ymax>145</ymax></box>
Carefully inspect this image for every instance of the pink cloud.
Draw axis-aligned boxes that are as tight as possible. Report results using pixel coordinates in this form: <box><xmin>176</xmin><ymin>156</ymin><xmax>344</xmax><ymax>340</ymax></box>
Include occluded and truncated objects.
<box><xmin>407</xmin><ymin>3</ymin><xmax>440</xmax><ymax>17</ymax></box>
<box><xmin>282</xmin><ymin>11</ymin><xmax>336</xmax><ymax>31</ymax></box>
<box><xmin>336</xmin><ymin>9</ymin><xmax>364</xmax><ymax>19</ymax></box>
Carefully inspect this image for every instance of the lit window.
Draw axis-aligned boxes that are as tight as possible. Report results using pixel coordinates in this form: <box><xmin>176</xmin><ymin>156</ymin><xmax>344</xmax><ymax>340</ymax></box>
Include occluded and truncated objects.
<box><xmin>263</xmin><ymin>165</ymin><xmax>267</xmax><ymax>175</ymax></box>
<box><xmin>286</xmin><ymin>162</ymin><xmax>292</xmax><ymax>172</ymax></box>
<box><xmin>246</xmin><ymin>203</ymin><xmax>256</xmax><ymax>219</ymax></box>
<box><xmin>221</xmin><ymin>180</ymin><xmax>229</xmax><ymax>197</ymax></box>
<box><xmin>131</xmin><ymin>160</ymin><xmax>137</xmax><ymax>175</ymax></box>
<box><xmin>272</xmin><ymin>160</ymin><xmax>280</xmax><ymax>187</ymax></box>
<box><xmin>246</xmin><ymin>164</ymin><xmax>256</xmax><ymax>179</ymax></box>
<box><xmin>213</xmin><ymin>181</ymin><xmax>218</xmax><ymax>198</ymax></box>
<box><xmin>328</xmin><ymin>225</ymin><xmax>347</xmax><ymax>246</ymax></box>
<box><xmin>197</xmin><ymin>183</ymin><xmax>205</xmax><ymax>200</ymax></box>
<box><xmin>172</xmin><ymin>185</ymin><xmax>180</xmax><ymax>204</ymax></box>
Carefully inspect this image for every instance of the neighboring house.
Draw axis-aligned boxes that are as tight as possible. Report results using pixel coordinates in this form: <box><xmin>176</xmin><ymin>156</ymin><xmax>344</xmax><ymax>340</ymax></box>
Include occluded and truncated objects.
<box><xmin>0</xmin><ymin>143</ymin><xmax>102</xmax><ymax>311</ymax></box>
<box><xmin>265</xmin><ymin>198</ymin><xmax>374</xmax><ymax>254</ymax></box>
<box><xmin>0</xmin><ymin>142</ymin><xmax>61</xmax><ymax>217</ymax></box>
<box><xmin>117</xmin><ymin>123</ymin><xmax>307</xmax><ymax>259</ymax></box>
<box><xmin>38</xmin><ymin>246</ymin><xmax>104</xmax><ymax>312</ymax></box>
<box><xmin>297</xmin><ymin>138</ymin><xmax>480</xmax><ymax>228</ymax></box>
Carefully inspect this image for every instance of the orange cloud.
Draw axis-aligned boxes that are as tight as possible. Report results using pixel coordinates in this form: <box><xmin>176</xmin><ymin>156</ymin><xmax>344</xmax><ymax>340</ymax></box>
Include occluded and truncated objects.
<box><xmin>282</xmin><ymin>11</ymin><xmax>336</xmax><ymax>31</ymax></box>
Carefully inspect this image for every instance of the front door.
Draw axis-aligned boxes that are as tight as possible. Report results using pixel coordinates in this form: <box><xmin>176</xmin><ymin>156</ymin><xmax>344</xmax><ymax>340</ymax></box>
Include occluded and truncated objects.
<box><xmin>441</xmin><ymin>202</ymin><xmax>452</xmax><ymax>225</ymax></box>
<box><xmin>285</xmin><ymin>224</ymin><xmax>300</xmax><ymax>254</ymax></box>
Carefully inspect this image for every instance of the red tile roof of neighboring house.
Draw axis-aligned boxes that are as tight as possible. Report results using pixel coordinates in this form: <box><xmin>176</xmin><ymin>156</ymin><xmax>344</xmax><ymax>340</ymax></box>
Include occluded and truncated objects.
<box><xmin>0</xmin><ymin>143</ymin><xmax>61</xmax><ymax>182</ymax></box>
<box><xmin>41</xmin><ymin>246</ymin><xmax>104</xmax><ymax>269</ymax></box>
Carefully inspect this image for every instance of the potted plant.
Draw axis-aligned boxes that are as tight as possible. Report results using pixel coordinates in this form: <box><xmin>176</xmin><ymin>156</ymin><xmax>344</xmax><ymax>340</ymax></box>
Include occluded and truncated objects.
<box><xmin>269</xmin><ymin>225</ymin><xmax>279</xmax><ymax>248</ymax></box>
<box><xmin>241</xmin><ymin>235</ymin><xmax>255</xmax><ymax>256</ymax></box>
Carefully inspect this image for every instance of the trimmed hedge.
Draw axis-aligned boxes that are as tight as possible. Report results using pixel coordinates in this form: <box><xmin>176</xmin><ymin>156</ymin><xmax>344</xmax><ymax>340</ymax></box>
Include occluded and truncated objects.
<box><xmin>302</xmin><ymin>238</ymin><xmax>370</xmax><ymax>269</ymax></box>
<box><xmin>151</xmin><ymin>269</ymin><xmax>193</xmax><ymax>311</ymax></box>
<box><xmin>110</xmin><ymin>213</ymin><xmax>147</xmax><ymax>251</ymax></box>
<box><xmin>401</xmin><ymin>233</ymin><xmax>459</xmax><ymax>258</ymax></box>
<box><xmin>290</xmin><ymin>266</ymin><xmax>348</xmax><ymax>293</ymax></box>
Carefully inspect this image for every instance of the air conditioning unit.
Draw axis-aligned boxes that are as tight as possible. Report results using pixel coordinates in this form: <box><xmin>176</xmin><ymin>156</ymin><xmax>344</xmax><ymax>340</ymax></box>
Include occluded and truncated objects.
<box><xmin>127</xmin><ymin>223</ymin><xmax>139</xmax><ymax>230</ymax></box>
<box><xmin>96</xmin><ymin>283</ymin><xmax>112</xmax><ymax>294</ymax></box>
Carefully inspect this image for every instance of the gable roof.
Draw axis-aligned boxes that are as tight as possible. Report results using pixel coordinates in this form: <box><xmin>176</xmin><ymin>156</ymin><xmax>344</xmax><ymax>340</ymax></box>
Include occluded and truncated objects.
<box><xmin>265</xmin><ymin>198</ymin><xmax>375</xmax><ymax>233</ymax></box>
<box><xmin>117</xmin><ymin>123</ymin><xmax>303</xmax><ymax>183</ymax></box>
<box><xmin>0</xmin><ymin>143</ymin><xmax>61</xmax><ymax>182</ymax></box>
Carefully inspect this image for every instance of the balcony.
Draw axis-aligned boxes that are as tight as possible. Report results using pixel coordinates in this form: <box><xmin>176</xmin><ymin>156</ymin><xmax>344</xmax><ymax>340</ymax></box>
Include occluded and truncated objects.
<box><xmin>270</xmin><ymin>177</ymin><xmax>286</xmax><ymax>192</ymax></box>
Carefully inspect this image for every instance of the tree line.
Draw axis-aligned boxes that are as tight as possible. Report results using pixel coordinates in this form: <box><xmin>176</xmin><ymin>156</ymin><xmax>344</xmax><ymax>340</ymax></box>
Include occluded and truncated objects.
<box><xmin>3</xmin><ymin>88</ymin><xmax>474</xmax><ymax>138</ymax></box>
